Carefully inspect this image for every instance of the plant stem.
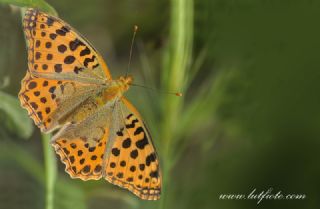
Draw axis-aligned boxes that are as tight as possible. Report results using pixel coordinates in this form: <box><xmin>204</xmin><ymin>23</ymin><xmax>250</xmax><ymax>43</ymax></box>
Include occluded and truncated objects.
<box><xmin>159</xmin><ymin>0</ymin><xmax>193</xmax><ymax>208</ymax></box>
<box><xmin>42</xmin><ymin>134</ymin><xmax>57</xmax><ymax>209</ymax></box>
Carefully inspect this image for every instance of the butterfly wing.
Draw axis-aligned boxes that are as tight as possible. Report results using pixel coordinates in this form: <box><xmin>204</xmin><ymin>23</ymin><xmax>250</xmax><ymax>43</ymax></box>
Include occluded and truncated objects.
<box><xmin>104</xmin><ymin>97</ymin><xmax>161</xmax><ymax>200</ymax></box>
<box><xmin>23</xmin><ymin>8</ymin><xmax>111</xmax><ymax>79</ymax></box>
<box><xmin>20</xmin><ymin>8</ymin><xmax>111</xmax><ymax>132</ymax></box>
<box><xmin>19</xmin><ymin>70</ymin><xmax>104</xmax><ymax>132</ymax></box>
<box><xmin>51</xmin><ymin>98</ymin><xmax>161</xmax><ymax>200</ymax></box>
<box><xmin>51</xmin><ymin>103</ymin><xmax>113</xmax><ymax>180</ymax></box>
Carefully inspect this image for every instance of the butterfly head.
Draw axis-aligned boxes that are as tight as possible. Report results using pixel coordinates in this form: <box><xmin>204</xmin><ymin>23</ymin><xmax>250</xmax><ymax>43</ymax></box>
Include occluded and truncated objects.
<box><xmin>119</xmin><ymin>75</ymin><xmax>133</xmax><ymax>90</ymax></box>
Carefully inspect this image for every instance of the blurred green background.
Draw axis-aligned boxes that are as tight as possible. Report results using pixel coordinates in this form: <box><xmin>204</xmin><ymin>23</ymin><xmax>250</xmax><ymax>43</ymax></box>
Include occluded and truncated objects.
<box><xmin>0</xmin><ymin>0</ymin><xmax>320</xmax><ymax>209</ymax></box>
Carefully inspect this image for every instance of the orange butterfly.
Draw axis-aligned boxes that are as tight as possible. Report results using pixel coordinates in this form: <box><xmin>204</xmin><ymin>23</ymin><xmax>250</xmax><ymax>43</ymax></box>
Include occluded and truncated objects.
<box><xmin>19</xmin><ymin>8</ymin><xmax>161</xmax><ymax>200</ymax></box>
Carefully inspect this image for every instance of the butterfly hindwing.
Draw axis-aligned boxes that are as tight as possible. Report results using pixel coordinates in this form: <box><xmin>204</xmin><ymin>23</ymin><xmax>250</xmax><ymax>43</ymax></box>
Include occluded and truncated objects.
<box><xmin>51</xmin><ymin>97</ymin><xmax>161</xmax><ymax>200</ymax></box>
<box><xmin>19</xmin><ymin>70</ymin><xmax>102</xmax><ymax>132</ymax></box>
<box><xmin>51</xmin><ymin>103</ymin><xmax>113</xmax><ymax>180</ymax></box>
<box><xmin>53</xmin><ymin>134</ymin><xmax>107</xmax><ymax>180</ymax></box>
<box><xmin>104</xmin><ymin>98</ymin><xmax>161</xmax><ymax>200</ymax></box>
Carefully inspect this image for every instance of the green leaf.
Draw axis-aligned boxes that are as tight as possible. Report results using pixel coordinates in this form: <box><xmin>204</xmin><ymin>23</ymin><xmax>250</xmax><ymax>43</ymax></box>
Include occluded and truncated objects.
<box><xmin>0</xmin><ymin>0</ymin><xmax>57</xmax><ymax>15</ymax></box>
<box><xmin>0</xmin><ymin>91</ymin><xmax>33</xmax><ymax>139</ymax></box>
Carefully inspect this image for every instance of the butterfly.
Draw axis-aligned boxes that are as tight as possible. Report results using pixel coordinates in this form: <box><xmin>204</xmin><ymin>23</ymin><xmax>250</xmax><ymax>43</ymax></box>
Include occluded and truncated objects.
<box><xmin>19</xmin><ymin>8</ymin><xmax>161</xmax><ymax>200</ymax></box>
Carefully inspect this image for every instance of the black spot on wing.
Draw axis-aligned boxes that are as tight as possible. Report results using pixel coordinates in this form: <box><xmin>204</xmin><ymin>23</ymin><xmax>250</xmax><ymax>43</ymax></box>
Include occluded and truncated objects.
<box><xmin>33</xmin><ymin>91</ymin><xmax>40</xmax><ymax>96</ymax></box>
<box><xmin>80</xmin><ymin>158</ymin><xmax>85</xmax><ymax>164</ymax></box>
<box><xmin>58</xmin><ymin>44</ymin><xmax>67</xmax><ymax>53</ymax></box>
<box><xmin>134</xmin><ymin>127</ymin><xmax>144</xmax><ymax>135</ymax></box>
<box><xmin>45</xmin><ymin>107</ymin><xmax>51</xmax><ymax>114</ymax></box>
<box><xmin>146</xmin><ymin>153</ymin><xmax>156</xmax><ymax>166</ymax></box>
<box><xmin>150</xmin><ymin>170</ymin><xmax>159</xmax><ymax>178</ymax></box>
<box><xmin>73</xmin><ymin>66</ymin><xmax>83</xmax><ymax>74</ymax></box>
<box><xmin>49</xmin><ymin>33</ymin><xmax>57</xmax><ymax>40</ymax></box>
<box><xmin>63</xmin><ymin>147</ymin><xmax>70</xmax><ymax>155</ymax></box>
<box><xmin>56</xmin><ymin>29</ymin><xmax>66</xmax><ymax>36</ymax></box>
<box><xmin>92</xmin><ymin>63</ymin><xmax>99</xmax><ymax>69</ymax></box>
<box><xmin>71</xmin><ymin>166</ymin><xmax>77</xmax><ymax>173</ymax></box>
<box><xmin>126</xmin><ymin>119</ymin><xmax>139</xmax><ymax>129</ymax></box>
<box><xmin>83</xmin><ymin>55</ymin><xmax>96</xmax><ymax>67</ymax></box>
<box><xmin>40</xmin><ymin>97</ymin><xmax>47</xmax><ymax>103</ymax></box>
<box><xmin>46</xmin><ymin>17</ymin><xmax>54</xmax><ymax>26</ymax></box>
<box><xmin>35</xmin><ymin>52</ymin><xmax>41</xmax><ymax>60</ymax></box>
<box><xmin>136</xmin><ymin>135</ymin><xmax>149</xmax><ymax>149</ymax></box>
<box><xmin>47</xmin><ymin>54</ymin><xmax>53</xmax><ymax>60</ymax></box>
<box><xmin>130</xmin><ymin>166</ymin><xmax>136</xmax><ymax>172</ymax></box>
<box><xmin>78</xmin><ymin>150</ymin><xmax>83</xmax><ymax>156</ymax></box>
<box><xmin>37</xmin><ymin>111</ymin><xmax>43</xmax><ymax>120</ymax></box>
<box><xmin>122</xmin><ymin>138</ymin><xmax>131</xmax><ymax>148</ymax></box>
<box><xmin>82</xmin><ymin>165</ymin><xmax>90</xmax><ymax>173</ymax></box>
<box><xmin>112</xmin><ymin>148</ymin><xmax>120</xmax><ymax>156</ymax></box>
<box><xmin>110</xmin><ymin>162</ymin><xmax>116</xmax><ymax>168</ymax></box>
<box><xmin>48</xmin><ymin>86</ymin><xmax>56</xmax><ymax>93</ymax></box>
<box><xmin>120</xmin><ymin>161</ymin><xmax>126</xmax><ymax>167</ymax></box>
<box><xmin>69</xmin><ymin>38</ymin><xmax>85</xmax><ymax>51</ymax></box>
<box><xmin>28</xmin><ymin>81</ymin><xmax>37</xmax><ymax>89</ymax></box>
<box><xmin>130</xmin><ymin>149</ymin><xmax>138</xmax><ymax>159</ymax></box>
<box><xmin>35</xmin><ymin>40</ymin><xmax>40</xmax><ymax>48</ymax></box>
<box><xmin>23</xmin><ymin>94</ymin><xmax>30</xmax><ymax>102</ymax></box>
<box><xmin>88</xmin><ymin>147</ymin><xmax>96</xmax><ymax>152</ymax></box>
<box><xmin>69</xmin><ymin>156</ymin><xmax>75</xmax><ymax>164</ymax></box>
<box><xmin>139</xmin><ymin>164</ymin><xmax>145</xmax><ymax>171</ymax></box>
<box><xmin>56</xmin><ymin>26</ymin><xmax>70</xmax><ymax>36</ymax></box>
<box><xmin>116</xmin><ymin>128</ymin><xmax>124</xmax><ymax>136</ymax></box>
<box><xmin>94</xmin><ymin>165</ymin><xmax>102</xmax><ymax>172</ymax></box>
<box><xmin>30</xmin><ymin>102</ymin><xmax>38</xmax><ymax>110</ymax></box>
<box><xmin>70</xmin><ymin>143</ymin><xmax>77</xmax><ymax>149</ymax></box>
<box><xmin>54</xmin><ymin>64</ymin><xmax>62</xmax><ymax>73</ymax></box>
<box><xmin>80</xmin><ymin>47</ymin><xmax>91</xmax><ymax>56</ymax></box>
<box><xmin>116</xmin><ymin>172</ymin><xmax>124</xmax><ymax>178</ymax></box>
<box><xmin>45</xmin><ymin>42</ymin><xmax>52</xmax><ymax>48</ymax></box>
<box><xmin>64</xmin><ymin>56</ymin><xmax>75</xmax><ymax>64</ymax></box>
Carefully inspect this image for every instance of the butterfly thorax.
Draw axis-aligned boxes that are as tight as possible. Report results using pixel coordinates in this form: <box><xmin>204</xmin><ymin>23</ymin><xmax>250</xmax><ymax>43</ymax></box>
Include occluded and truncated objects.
<box><xmin>101</xmin><ymin>76</ymin><xmax>133</xmax><ymax>102</ymax></box>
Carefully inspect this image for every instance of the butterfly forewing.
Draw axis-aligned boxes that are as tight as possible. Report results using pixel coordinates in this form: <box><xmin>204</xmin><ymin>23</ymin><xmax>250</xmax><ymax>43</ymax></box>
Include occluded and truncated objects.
<box><xmin>20</xmin><ymin>8</ymin><xmax>111</xmax><ymax>132</ymax></box>
<box><xmin>23</xmin><ymin>8</ymin><xmax>111</xmax><ymax>79</ymax></box>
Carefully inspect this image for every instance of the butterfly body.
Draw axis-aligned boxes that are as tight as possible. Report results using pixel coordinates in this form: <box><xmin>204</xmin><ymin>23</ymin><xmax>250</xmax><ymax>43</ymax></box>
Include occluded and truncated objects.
<box><xmin>101</xmin><ymin>76</ymin><xmax>133</xmax><ymax>102</ymax></box>
<box><xmin>19</xmin><ymin>8</ymin><xmax>161</xmax><ymax>200</ymax></box>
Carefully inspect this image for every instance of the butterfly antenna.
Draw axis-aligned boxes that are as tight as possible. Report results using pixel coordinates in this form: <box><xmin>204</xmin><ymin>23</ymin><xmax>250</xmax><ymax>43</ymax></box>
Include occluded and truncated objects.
<box><xmin>131</xmin><ymin>83</ymin><xmax>182</xmax><ymax>97</ymax></box>
<box><xmin>125</xmin><ymin>25</ymin><xmax>138</xmax><ymax>78</ymax></box>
